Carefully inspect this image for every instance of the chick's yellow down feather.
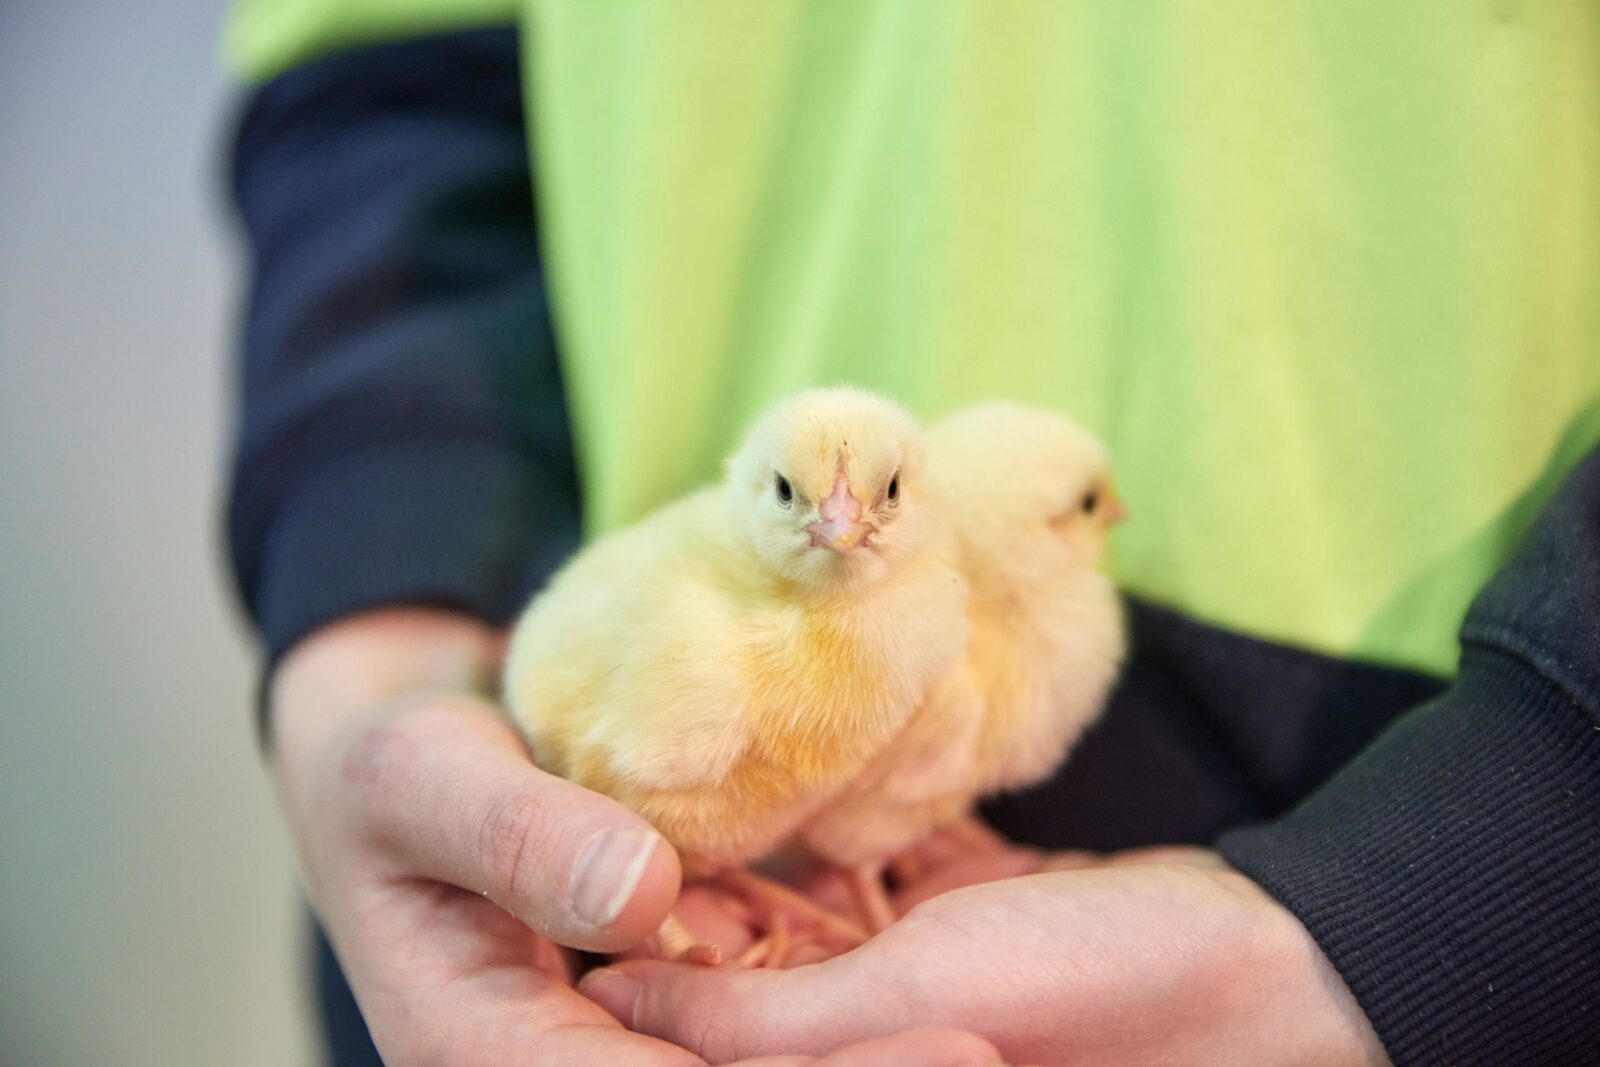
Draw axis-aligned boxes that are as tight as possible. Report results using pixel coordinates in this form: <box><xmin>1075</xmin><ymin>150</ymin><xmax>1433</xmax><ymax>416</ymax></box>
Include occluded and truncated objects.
<box><xmin>801</xmin><ymin>403</ymin><xmax>1125</xmax><ymax>871</ymax></box>
<box><xmin>502</xmin><ymin>388</ymin><xmax>968</xmax><ymax>875</ymax></box>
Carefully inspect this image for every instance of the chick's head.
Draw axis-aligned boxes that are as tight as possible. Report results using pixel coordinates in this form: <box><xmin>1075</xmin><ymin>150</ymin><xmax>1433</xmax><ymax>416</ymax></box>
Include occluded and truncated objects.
<box><xmin>726</xmin><ymin>387</ymin><xmax>928</xmax><ymax>593</ymax></box>
<box><xmin>928</xmin><ymin>403</ymin><xmax>1124</xmax><ymax>579</ymax></box>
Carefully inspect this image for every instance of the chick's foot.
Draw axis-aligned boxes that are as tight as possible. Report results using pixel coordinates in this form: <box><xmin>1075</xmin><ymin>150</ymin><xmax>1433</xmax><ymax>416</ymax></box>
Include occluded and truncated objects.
<box><xmin>848</xmin><ymin>862</ymin><xmax>898</xmax><ymax>933</ymax></box>
<box><xmin>713</xmin><ymin>867</ymin><xmax>869</xmax><ymax>952</ymax></box>
<box><xmin>654</xmin><ymin>913</ymin><xmax>723</xmax><ymax>966</ymax></box>
<box><xmin>736</xmin><ymin>911</ymin><xmax>798</xmax><ymax>968</ymax></box>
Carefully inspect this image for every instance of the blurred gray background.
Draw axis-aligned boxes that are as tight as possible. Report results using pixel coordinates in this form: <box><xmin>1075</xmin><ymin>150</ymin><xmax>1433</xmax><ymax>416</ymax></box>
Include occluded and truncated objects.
<box><xmin>0</xmin><ymin>1</ymin><xmax>316</xmax><ymax>1063</ymax></box>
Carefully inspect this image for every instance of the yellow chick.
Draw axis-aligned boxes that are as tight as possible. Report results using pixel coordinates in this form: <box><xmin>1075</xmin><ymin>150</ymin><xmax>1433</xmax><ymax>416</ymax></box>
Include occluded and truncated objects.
<box><xmin>502</xmin><ymin>387</ymin><xmax>968</xmax><ymax>956</ymax></box>
<box><xmin>800</xmin><ymin>403</ymin><xmax>1126</xmax><ymax>928</ymax></box>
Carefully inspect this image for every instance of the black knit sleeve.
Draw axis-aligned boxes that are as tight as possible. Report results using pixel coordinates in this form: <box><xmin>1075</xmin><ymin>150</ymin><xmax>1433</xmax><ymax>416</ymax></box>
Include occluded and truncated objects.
<box><xmin>1219</xmin><ymin>446</ymin><xmax>1600</xmax><ymax>1066</ymax></box>
<box><xmin>225</xmin><ymin>27</ymin><xmax>579</xmax><ymax>679</ymax></box>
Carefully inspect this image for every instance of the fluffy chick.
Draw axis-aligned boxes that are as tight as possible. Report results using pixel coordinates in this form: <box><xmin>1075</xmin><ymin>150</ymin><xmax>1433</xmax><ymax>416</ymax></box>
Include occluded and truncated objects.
<box><xmin>800</xmin><ymin>403</ymin><xmax>1125</xmax><ymax>926</ymax></box>
<box><xmin>502</xmin><ymin>388</ymin><xmax>968</xmax><ymax>951</ymax></box>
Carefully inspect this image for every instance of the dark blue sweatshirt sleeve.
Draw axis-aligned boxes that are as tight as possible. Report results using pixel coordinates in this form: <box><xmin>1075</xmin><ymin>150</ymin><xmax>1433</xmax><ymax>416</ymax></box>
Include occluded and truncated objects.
<box><xmin>225</xmin><ymin>26</ymin><xmax>579</xmax><ymax>682</ymax></box>
<box><xmin>1220</xmin><ymin>445</ymin><xmax>1600</xmax><ymax>1067</ymax></box>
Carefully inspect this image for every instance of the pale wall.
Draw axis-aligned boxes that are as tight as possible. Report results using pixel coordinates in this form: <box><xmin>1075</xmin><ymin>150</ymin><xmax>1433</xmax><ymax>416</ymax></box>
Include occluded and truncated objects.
<box><xmin>0</xmin><ymin>2</ymin><xmax>317</xmax><ymax>1063</ymax></box>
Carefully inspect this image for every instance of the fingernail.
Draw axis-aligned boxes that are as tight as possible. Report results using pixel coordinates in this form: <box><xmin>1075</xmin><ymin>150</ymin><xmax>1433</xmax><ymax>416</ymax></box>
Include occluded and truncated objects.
<box><xmin>571</xmin><ymin>827</ymin><xmax>658</xmax><ymax>928</ymax></box>
<box><xmin>578</xmin><ymin>967</ymin><xmax>641</xmax><ymax>1025</ymax></box>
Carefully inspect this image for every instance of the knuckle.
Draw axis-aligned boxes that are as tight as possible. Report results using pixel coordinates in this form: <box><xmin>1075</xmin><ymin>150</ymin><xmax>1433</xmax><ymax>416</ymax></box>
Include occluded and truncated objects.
<box><xmin>683</xmin><ymin>1002</ymin><xmax>743</xmax><ymax>1060</ymax></box>
<box><xmin>668</xmin><ymin>978</ymin><xmax>778</xmax><ymax>1060</ymax></box>
<box><xmin>478</xmin><ymin>788</ymin><xmax>554</xmax><ymax>905</ymax></box>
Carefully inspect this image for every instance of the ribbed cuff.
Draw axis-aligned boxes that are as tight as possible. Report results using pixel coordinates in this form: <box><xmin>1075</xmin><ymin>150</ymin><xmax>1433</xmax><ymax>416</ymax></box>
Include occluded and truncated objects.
<box><xmin>1219</xmin><ymin>645</ymin><xmax>1600</xmax><ymax>1067</ymax></box>
<box><xmin>250</xmin><ymin>435</ymin><xmax>577</xmax><ymax>665</ymax></box>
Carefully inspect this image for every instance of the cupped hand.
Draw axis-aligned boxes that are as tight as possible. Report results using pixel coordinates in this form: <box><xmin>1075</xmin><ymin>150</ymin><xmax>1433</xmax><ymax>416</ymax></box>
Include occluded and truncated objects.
<box><xmin>269</xmin><ymin>608</ymin><xmax>695</xmax><ymax>1064</ymax></box>
<box><xmin>582</xmin><ymin>846</ymin><xmax>1392</xmax><ymax>1066</ymax></box>
<box><xmin>268</xmin><ymin>608</ymin><xmax>1003</xmax><ymax>1066</ymax></box>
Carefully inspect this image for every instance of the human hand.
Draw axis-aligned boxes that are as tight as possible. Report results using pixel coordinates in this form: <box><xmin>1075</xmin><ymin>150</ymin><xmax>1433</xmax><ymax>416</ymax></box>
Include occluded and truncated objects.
<box><xmin>268</xmin><ymin>608</ymin><xmax>692</xmax><ymax>1064</ymax></box>
<box><xmin>268</xmin><ymin>608</ymin><xmax>1002</xmax><ymax>1066</ymax></box>
<box><xmin>582</xmin><ymin>847</ymin><xmax>1392</xmax><ymax>1066</ymax></box>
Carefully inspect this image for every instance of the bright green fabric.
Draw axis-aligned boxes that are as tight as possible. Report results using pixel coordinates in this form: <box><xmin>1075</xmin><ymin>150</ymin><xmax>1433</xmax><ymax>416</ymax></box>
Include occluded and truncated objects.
<box><xmin>526</xmin><ymin>0</ymin><xmax>1600</xmax><ymax>678</ymax></box>
<box><xmin>225</xmin><ymin>0</ymin><xmax>516</xmax><ymax>80</ymax></box>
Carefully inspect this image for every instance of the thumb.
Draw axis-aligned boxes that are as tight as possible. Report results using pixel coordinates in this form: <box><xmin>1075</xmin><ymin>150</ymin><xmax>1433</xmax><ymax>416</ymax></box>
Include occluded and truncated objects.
<box><xmin>580</xmin><ymin>958</ymin><xmax>898</xmax><ymax>1061</ymax></box>
<box><xmin>347</xmin><ymin>695</ymin><xmax>681</xmax><ymax>952</ymax></box>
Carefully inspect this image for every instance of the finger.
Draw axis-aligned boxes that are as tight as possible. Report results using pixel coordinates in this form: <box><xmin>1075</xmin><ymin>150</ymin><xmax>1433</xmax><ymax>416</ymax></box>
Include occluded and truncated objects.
<box><xmin>810</xmin><ymin>1029</ymin><xmax>1004</xmax><ymax>1066</ymax></box>
<box><xmin>580</xmin><ymin>887</ymin><xmax>1048</xmax><ymax>1060</ymax></box>
<box><xmin>584</xmin><ymin>958</ymin><xmax>1003</xmax><ymax>1065</ymax></box>
<box><xmin>513</xmin><ymin>1026</ymin><xmax>708</xmax><ymax>1067</ymax></box>
<box><xmin>342</xmin><ymin>696</ymin><xmax>680</xmax><ymax>951</ymax></box>
<box><xmin>580</xmin><ymin>960</ymin><xmax>884</xmax><ymax>1061</ymax></box>
<box><xmin>387</xmin><ymin>1013</ymin><xmax>709</xmax><ymax>1067</ymax></box>
<box><xmin>732</xmin><ymin>1026</ymin><xmax>1003</xmax><ymax>1067</ymax></box>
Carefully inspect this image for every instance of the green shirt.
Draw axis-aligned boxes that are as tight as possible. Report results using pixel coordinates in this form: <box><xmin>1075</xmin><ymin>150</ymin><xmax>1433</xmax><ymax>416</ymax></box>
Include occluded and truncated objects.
<box><xmin>229</xmin><ymin>0</ymin><xmax>1600</xmax><ymax>677</ymax></box>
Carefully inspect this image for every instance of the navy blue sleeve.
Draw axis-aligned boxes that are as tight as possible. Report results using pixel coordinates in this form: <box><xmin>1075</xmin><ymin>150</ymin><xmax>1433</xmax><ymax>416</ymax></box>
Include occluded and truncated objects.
<box><xmin>1220</xmin><ymin>445</ymin><xmax>1600</xmax><ymax>1067</ymax></box>
<box><xmin>225</xmin><ymin>26</ymin><xmax>579</xmax><ymax>688</ymax></box>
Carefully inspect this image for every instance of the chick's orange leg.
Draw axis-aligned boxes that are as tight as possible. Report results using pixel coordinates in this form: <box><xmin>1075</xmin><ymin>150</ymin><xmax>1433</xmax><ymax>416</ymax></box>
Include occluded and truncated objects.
<box><xmin>735</xmin><ymin>911</ymin><xmax>792</xmax><ymax>968</ymax></box>
<box><xmin>714</xmin><ymin>868</ymin><xmax>869</xmax><ymax>950</ymax></box>
<box><xmin>771</xmin><ymin>926</ymin><xmax>823</xmax><ymax>968</ymax></box>
<box><xmin>848</xmin><ymin>862</ymin><xmax>898</xmax><ymax>933</ymax></box>
<box><xmin>654</xmin><ymin>913</ymin><xmax>723</xmax><ymax>966</ymax></box>
<box><xmin>765</xmin><ymin>912</ymin><xmax>795</xmax><ymax>968</ymax></box>
<box><xmin>735</xmin><ymin>938</ymin><xmax>772</xmax><ymax>968</ymax></box>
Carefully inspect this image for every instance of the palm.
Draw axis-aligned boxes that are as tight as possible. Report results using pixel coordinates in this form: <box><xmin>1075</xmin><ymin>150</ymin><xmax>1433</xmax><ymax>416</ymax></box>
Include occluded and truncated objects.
<box><xmin>588</xmin><ymin>843</ymin><xmax>1387</xmax><ymax>1067</ymax></box>
<box><xmin>345</xmin><ymin>876</ymin><xmax>708</xmax><ymax>1065</ymax></box>
<box><xmin>867</xmin><ymin>863</ymin><xmax>1273</xmax><ymax>1063</ymax></box>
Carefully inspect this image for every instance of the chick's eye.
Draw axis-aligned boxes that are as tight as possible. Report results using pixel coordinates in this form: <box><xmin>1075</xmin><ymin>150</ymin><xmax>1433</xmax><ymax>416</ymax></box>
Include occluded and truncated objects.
<box><xmin>887</xmin><ymin>474</ymin><xmax>900</xmax><ymax>503</ymax></box>
<box><xmin>1082</xmin><ymin>490</ymin><xmax>1099</xmax><ymax>513</ymax></box>
<box><xmin>775</xmin><ymin>474</ymin><xmax>793</xmax><ymax>505</ymax></box>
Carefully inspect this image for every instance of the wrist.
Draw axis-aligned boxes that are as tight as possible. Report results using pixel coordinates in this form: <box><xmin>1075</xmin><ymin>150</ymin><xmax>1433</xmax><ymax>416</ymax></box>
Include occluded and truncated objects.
<box><xmin>1216</xmin><ymin>866</ymin><xmax>1391</xmax><ymax>1066</ymax></box>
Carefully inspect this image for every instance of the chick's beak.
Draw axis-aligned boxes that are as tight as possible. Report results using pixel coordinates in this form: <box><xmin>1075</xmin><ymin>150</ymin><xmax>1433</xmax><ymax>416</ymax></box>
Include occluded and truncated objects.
<box><xmin>806</xmin><ymin>474</ymin><xmax>874</xmax><ymax>552</ymax></box>
<box><xmin>1104</xmin><ymin>488</ymin><xmax>1129</xmax><ymax>524</ymax></box>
